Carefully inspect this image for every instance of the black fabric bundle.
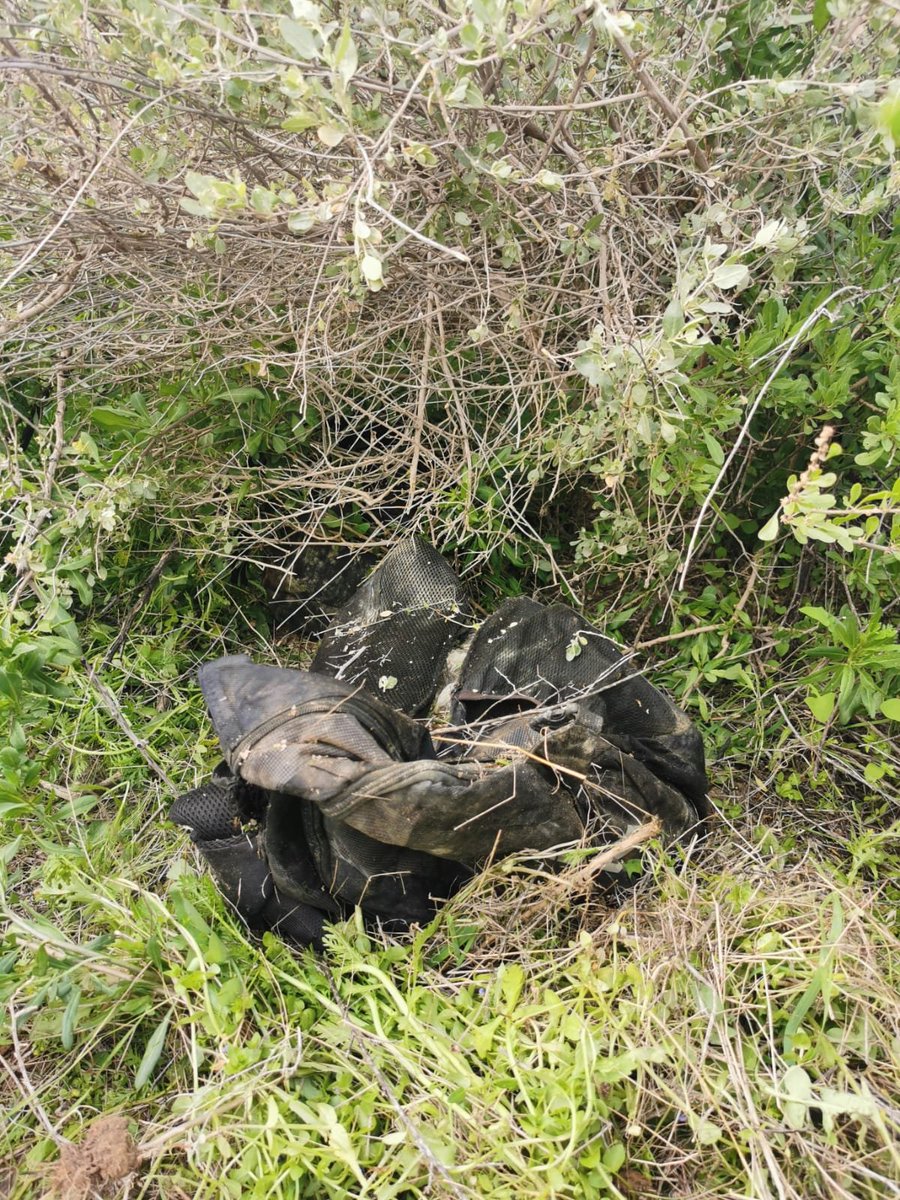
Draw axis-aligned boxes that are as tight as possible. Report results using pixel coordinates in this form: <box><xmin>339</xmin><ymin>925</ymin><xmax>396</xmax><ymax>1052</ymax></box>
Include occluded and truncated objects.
<box><xmin>170</xmin><ymin>539</ymin><xmax>709</xmax><ymax>947</ymax></box>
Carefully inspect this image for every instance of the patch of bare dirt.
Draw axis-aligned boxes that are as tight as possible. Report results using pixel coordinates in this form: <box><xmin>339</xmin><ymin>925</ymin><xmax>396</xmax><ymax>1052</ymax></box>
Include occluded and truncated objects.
<box><xmin>49</xmin><ymin>1116</ymin><xmax>139</xmax><ymax>1200</ymax></box>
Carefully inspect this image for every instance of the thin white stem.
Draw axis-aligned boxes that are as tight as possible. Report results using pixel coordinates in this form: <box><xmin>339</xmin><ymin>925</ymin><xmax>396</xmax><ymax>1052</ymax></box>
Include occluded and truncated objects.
<box><xmin>0</xmin><ymin>96</ymin><xmax>163</xmax><ymax>292</ymax></box>
<box><xmin>677</xmin><ymin>285</ymin><xmax>860</xmax><ymax>592</ymax></box>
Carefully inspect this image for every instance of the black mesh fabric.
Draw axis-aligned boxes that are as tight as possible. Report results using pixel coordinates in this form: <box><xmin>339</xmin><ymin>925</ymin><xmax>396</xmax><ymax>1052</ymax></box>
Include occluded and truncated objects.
<box><xmin>312</xmin><ymin>539</ymin><xmax>471</xmax><ymax>715</ymax></box>
<box><xmin>170</xmin><ymin>537</ymin><xmax>709</xmax><ymax>947</ymax></box>
<box><xmin>170</xmin><ymin>776</ymin><xmax>240</xmax><ymax>841</ymax></box>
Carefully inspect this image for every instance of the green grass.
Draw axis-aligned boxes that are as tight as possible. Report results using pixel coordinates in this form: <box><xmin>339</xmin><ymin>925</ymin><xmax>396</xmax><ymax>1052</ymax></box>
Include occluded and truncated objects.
<box><xmin>1</xmin><ymin>615</ymin><xmax>898</xmax><ymax>1198</ymax></box>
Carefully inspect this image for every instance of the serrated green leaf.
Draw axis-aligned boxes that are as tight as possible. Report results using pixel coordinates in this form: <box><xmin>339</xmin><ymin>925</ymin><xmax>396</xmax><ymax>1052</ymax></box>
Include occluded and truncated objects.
<box><xmin>816</xmin><ymin>1085</ymin><xmax>878</xmax><ymax>1130</ymax></box>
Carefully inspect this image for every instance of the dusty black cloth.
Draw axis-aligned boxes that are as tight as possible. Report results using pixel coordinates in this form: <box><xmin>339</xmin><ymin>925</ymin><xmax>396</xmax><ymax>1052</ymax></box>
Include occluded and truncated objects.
<box><xmin>171</xmin><ymin>539</ymin><xmax>709</xmax><ymax>947</ymax></box>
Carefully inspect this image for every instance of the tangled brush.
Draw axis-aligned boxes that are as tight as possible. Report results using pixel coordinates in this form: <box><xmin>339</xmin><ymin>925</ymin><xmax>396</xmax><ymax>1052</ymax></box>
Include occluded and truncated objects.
<box><xmin>2</xmin><ymin>1</ymin><xmax>895</xmax><ymax>597</ymax></box>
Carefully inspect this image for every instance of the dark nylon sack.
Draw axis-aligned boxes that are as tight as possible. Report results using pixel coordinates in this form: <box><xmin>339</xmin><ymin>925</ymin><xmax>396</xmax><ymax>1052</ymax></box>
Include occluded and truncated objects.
<box><xmin>170</xmin><ymin>539</ymin><xmax>709</xmax><ymax>947</ymax></box>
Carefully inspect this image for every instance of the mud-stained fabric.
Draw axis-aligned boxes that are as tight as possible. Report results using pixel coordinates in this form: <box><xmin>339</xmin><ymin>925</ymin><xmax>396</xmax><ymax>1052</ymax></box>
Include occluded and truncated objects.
<box><xmin>170</xmin><ymin>538</ymin><xmax>709</xmax><ymax>948</ymax></box>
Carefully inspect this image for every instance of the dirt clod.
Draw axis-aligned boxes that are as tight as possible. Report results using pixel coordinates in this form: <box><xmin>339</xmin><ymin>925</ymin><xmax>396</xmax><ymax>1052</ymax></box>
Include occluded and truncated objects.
<box><xmin>50</xmin><ymin>1115</ymin><xmax>139</xmax><ymax>1200</ymax></box>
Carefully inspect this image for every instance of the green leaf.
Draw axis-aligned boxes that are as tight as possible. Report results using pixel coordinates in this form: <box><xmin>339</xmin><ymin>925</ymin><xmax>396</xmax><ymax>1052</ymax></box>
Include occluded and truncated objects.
<box><xmin>754</xmin><ymin>219</ymin><xmax>783</xmax><ymax>247</ymax></box>
<box><xmin>875</xmin><ymin>91</ymin><xmax>900</xmax><ymax>153</ymax></box>
<box><xmin>360</xmin><ymin>254</ymin><xmax>383</xmax><ymax>286</ymax></box>
<box><xmin>184</xmin><ymin>170</ymin><xmax>218</xmax><ymax>199</ymax></box>
<box><xmin>211</xmin><ymin>386</ymin><xmax>264</xmax><ymax>403</ymax></box>
<box><xmin>470</xmin><ymin>1015</ymin><xmax>502</xmax><ymax>1057</ymax></box>
<box><xmin>784</xmin><ymin>965</ymin><xmax>827</xmax><ymax>1053</ymax></box>
<box><xmin>500</xmin><ymin>963</ymin><xmax>525</xmax><ymax>1010</ymax></box>
<box><xmin>662</xmin><ymin>297</ymin><xmax>684</xmax><ymax>338</ymax></box>
<box><xmin>712</xmin><ymin>263</ymin><xmax>751</xmax><ymax>290</ymax></box>
<box><xmin>179</xmin><ymin>197</ymin><xmax>211</xmax><ymax>218</ymax></box>
<box><xmin>333</xmin><ymin>20</ymin><xmax>358</xmax><ymax>87</ymax></box>
<box><xmin>250</xmin><ymin>186</ymin><xmax>277</xmax><ymax>215</ymax></box>
<box><xmin>800</xmin><ymin>605</ymin><xmax>843</xmax><ymax>638</ymax></box>
<box><xmin>279</xmin><ymin>16</ymin><xmax>319</xmax><ymax>60</ymax></box>
<box><xmin>574</xmin><ymin>352</ymin><xmax>606</xmax><ymax>387</ymax></box>
<box><xmin>135</xmin><ymin>1013</ymin><xmax>171</xmax><ymax>1090</ymax></box>
<box><xmin>778</xmin><ymin>1065</ymin><xmax>812</xmax><ymax>1130</ymax></box>
<box><xmin>565</xmin><ymin>634</ymin><xmax>586</xmax><ymax>661</ymax></box>
<box><xmin>806</xmin><ymin>692</ymin><xmax>835</xmax><ymax>722</ymax></box>
<box><xmin>317</xmin><ymin>124</ymin><xmax>345</xmax><ymax>148</ymax></box>
<box><xmin>703</xmin><ymin>432</ymin><xmax>725</xmax><ymax>467</ymax></box>
<box><xmin>816</xmin><ymin>1085</ymin><xmax>878</xmax><ymax>1132</ymax></box>
<box><xmin>282</xmin><ymin>111</ymin><xmax>318</xmax><ymax>134</ymax></box>
<box><xmin>602</xmin><ymin>1142</ymin><xmax>626</xmax><ymax>1172</ymax></box>
<box><xmin>534</xmin><ymin>168</ymin><xmax>563</xmax><ymax>191</ymax></box>
<box><xmin>812</xmin><ymin>0</ymin><xmax>831</xmax><ymax>33</ymax></box>
<box><xmin>693</xmin><ymin>1118</ymin><xmax>722</xmax><ymax>1145</ymax></box>
<box><xmin>287</xmin><ymin>209</ymin><xmax>318</xmax><ymax>232</ymax></box>
<box><xmin>61</xmin><ymin>985</ymin><xmax>81</xmax><ymax>1051</ymax></box>
<box><xmin>91</xmin><ymin>406</ymin><xmax>136</xmax><ymax>430</ymax></box>
<box><xmin>205</xmin><ymin>932</ymin><xmax>229</xmax><ymax>966</ymax></box>
<box><xmin>881</xmin><ymin>698</ymin><xmax>900</xmax><ymax>721</ymax></box>
<box><xmin>403</xmin><ymin>142</ymin><xmax>438</xmax><ymax>168</ymax></box>
<box><xmin>71</xmin><ymin>431</ymin><xmax>100</xmax><ymax>462</ymax></box>
<box><xmin>757</xmin><ymin>511</ymin><xmax>781</xmax><ymax>542</ymax></box>
<box><xmin>594</xmin><ymin>1046</ymin><xmax>666</xmax><ymax>1083</ymax></box>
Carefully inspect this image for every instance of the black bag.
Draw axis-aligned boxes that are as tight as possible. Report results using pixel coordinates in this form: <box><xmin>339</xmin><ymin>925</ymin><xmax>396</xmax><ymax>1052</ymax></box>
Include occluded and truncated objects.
<box><xmin>170</xmin><ymin>539</ymin><xmax>709</xmax><ymax>947</ymax></box>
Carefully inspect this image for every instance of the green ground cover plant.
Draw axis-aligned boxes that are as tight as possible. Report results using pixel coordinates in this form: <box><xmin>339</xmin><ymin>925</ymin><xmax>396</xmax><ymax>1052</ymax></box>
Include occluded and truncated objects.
<box><xmin>1</xmin><ymin>0</ymin><xmax>898</xmax><ymax>1196</ymax></box>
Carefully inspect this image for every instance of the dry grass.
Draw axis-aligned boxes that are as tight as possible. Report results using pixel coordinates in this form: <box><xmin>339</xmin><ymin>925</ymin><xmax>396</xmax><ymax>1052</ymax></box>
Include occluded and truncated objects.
<box><xmin>3</xmin><ymin>1</ymin><xmax>896</xmax><ymax>584</ymax></box>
